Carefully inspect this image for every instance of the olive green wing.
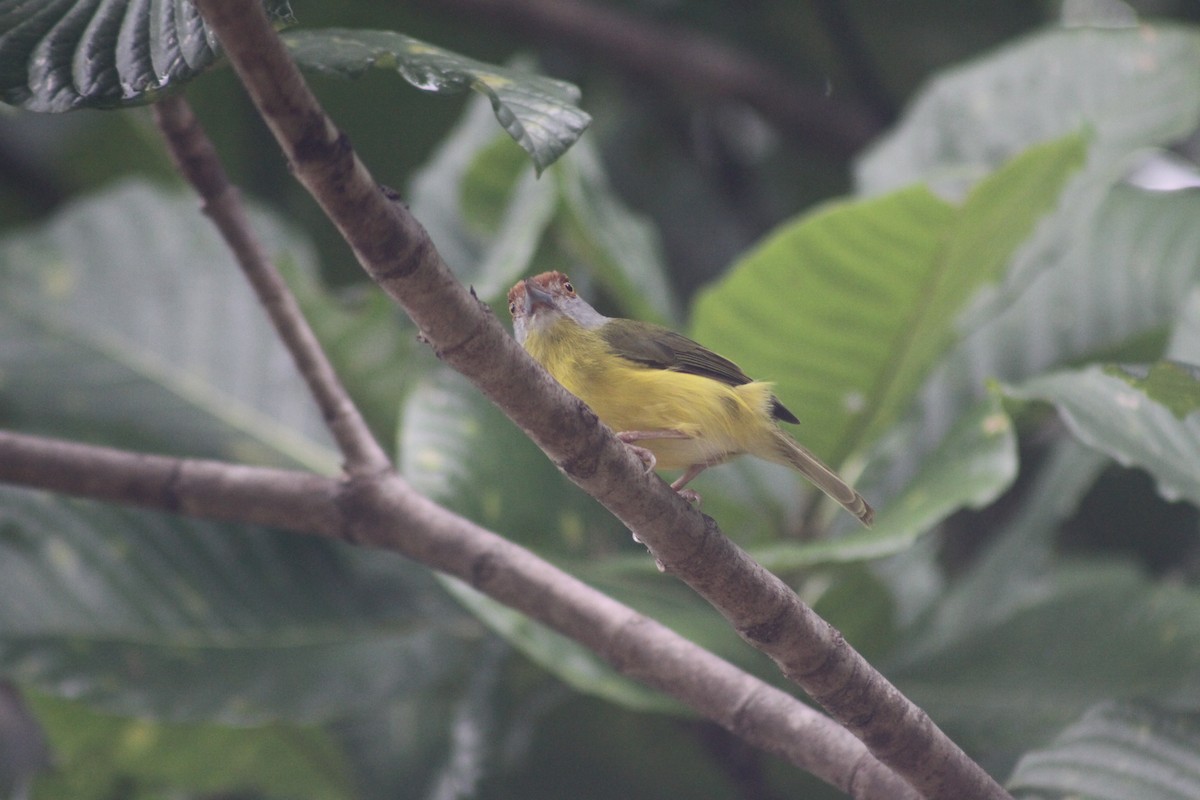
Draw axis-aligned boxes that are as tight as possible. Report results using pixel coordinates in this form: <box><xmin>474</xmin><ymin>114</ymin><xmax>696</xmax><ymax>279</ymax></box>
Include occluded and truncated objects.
<box><xmin>600</xmin><ymin>319</ymin><xmax>799</xmax><ymax>424</ymax></box>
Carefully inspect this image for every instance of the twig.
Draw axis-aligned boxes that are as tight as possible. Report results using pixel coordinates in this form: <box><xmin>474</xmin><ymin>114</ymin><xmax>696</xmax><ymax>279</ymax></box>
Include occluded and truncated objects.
<box><xmin>810</xmin><ymin>0</ymin><xmax>898</xmax><ymax>125</ymax></box>
<box><xmin>411</xmin><ymin>0</ymin><xmax>885</xmax><ymax>157</ymax></box>
<box><xmin>0</xmin><ymin>429</ymin><xmax>917</xmax><ymax>800</ymax></box>
<box><xmin>190</xmin><ymin>0</ymin><xmax>1009</xmax><ymax>797</ymax></box>
<box><xmin>152</xmin><ymin>94</ymin><xmax>391</xmax><ymax>476</ymax></box>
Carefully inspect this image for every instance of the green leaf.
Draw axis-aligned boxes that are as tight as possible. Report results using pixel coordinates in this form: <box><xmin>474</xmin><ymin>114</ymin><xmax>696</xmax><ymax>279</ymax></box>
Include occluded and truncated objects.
<box><xmin>810</xmin><ymin>565</ymin><xmax>897</xmax><ymax>663</ymax></box>
<box><xmin>890</xmin><ymin>561</ymin><xmax>1200</xmax><ymax>758</ymax></box>
<box><xmin>1010</xmin><ymin>362</ymin><xmax>1200</xmax><ymax>507</ymax></box>
<box><xmin>1166</xmin><ymin>286</ymin><xmax>1200</xmax><ymax>364</ymax></box>
<box><xmin>28</xmin><ymin>691</ymin><xmax>352</xmax><ymax>800</ymax></box>
<box><xmin>858</xmin><ymin>25</ymin><xmax>1200</xmax><ymax>195</ymax></box>
<box><xmin>398</xmin><ymin>367</ymin><xmax>611</xmax><ymax>545</ymax></box>
<box><xmin>691</xmin><ymin>134</ymin><xmax>1083</xmax><ymax>473</ymax></box>
<box><xmin>1104</xmin><ymin>361</ymin><xmax>1200</xmax><ymax>420</ymax></box>
<box><xmin>0</xmin><ymin>486</ymin><xmax>473</xmax><ymax>725</ymax></box>
<box><xmin>409</xmin><ymin>96</ymin><xmax>524</xmax><ymax>296</ymax></box>
<box><xmin>750</xmin><ymin>392</ymin><xmax>1017</xmax><ymax>569</ymax></box>
<box><xmin>903</xmin><ymin>439</ymin><xmax>1109</xmax><ymax>660</ymax></box>
<box><xmin>440</xmin><ymin>579</ymin><xmax>681</xmax><ymax>714</ymax></box>
<box><xmin>860</xmin><ymin>26</ymin><xmax>1200</xmax><ymax>479</ymax></box>
<box><xmin>328</xmin><ymin>682</ymin><xmax>485</xmax><ymax>800</ymax></box>
<box><xmin>0</xmin><ymin>0</ymin><xmax>294</xmax><ymax>112</ymax></box>
<box><xmin>0</xmin><ymin>180</ymin><xmax>338</xmax><ymax>471</ymax></box>
<box><xmin>283</xmin><ymin>29</ymin><xmax>591</xmax><ymax>173</ymax></box>
<box><xmin>1008</xmin><ymin>701</ymin><xmax>1200</xmax><ymax>800</ymax></box>
<box><xmin>891</xmin><ymin>181</ymin><xmax>1200</xmax><ymax>493</ymax></box>
<box><xmin>0</xmin><ymin>181</ymin><xmax>477</xmax><ymax>727</ymax></box>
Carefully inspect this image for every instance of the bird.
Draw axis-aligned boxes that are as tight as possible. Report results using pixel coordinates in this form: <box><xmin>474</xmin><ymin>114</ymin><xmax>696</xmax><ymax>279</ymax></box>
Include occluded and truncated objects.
<box><xmin>507</xmin><ymin>271</ymin><xmax>873</xmax><ymax>527</ymax></box>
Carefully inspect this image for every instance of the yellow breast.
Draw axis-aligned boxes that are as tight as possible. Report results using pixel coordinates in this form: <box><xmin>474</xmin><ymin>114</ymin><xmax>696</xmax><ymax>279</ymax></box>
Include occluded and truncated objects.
<box><xmin>524</xmin><ymin>319</ymin><xmax>777</xmax><ymax>470</ymax></box>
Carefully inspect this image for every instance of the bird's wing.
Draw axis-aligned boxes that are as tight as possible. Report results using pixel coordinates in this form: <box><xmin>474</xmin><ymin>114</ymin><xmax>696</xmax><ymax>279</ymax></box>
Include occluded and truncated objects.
<box><xmin>599</xmin><ymin>320</ymin><xmax>800</xmax><ymax>424</ymax></box>
<box><xmin>600</xmin><ymin>320</ymin><xmax>752</xmax><ymax>385</ymax></box>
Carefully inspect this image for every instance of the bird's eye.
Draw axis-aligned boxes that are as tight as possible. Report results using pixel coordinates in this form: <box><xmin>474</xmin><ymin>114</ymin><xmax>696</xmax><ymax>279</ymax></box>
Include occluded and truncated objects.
<box><xmin>563</xmin><ymin>281</ymin><xmax>575</xmax><ymax>295</ymax></box>
<box><xmin>508</xmin><ymin>301</ymin><xmax>517</xmax><ymax>316</ymax></box>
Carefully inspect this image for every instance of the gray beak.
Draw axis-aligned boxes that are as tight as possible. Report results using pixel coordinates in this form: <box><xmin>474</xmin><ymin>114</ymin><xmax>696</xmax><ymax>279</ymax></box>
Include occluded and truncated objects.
<box><xmin>523</xmin><ymin>279</ymin><xmax>556</xmax><ymax>314</ymax></box>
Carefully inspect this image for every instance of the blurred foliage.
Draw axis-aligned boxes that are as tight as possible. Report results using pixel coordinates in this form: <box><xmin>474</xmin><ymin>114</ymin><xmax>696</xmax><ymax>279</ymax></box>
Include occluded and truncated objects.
<box><xmin>5</xmin><ymin>1</ymin><xmax>1200</xmax><ymax>799</ymax></box>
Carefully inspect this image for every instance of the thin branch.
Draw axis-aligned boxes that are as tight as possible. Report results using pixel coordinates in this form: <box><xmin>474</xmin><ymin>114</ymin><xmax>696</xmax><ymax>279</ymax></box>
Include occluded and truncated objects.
<box><xmin>190</xmin><ymin>1</ymin><xmax>1008</xmax><ymax>797</ymax></box>
<box><xmin>809</xmin><ymin>0</ymin><xmax>898</xmax><ymax>125</ymax></box>
<box><xmin>411</xmin><ymin>0</ymin><xmax>885</xmax><ymax>157</ymax></box>
<box><xmin>0</xmin><ymin>429</ymin><xmax>917</xmax><ymax>800</ymax></box>
<box><xmin>152</xmin><ymin>94</ymin><xmax>391</xmax><ymax>476</ymax></box>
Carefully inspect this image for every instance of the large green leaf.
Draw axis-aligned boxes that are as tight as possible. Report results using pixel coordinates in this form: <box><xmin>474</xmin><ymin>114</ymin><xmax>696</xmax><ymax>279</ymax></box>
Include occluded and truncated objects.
<box><xmin>850</xmin><ymin>24</ymin><xmax>1200</xmax><ymax>504</ymax></box>
<box><xmin>1008</xmin><ymin>701</ymin><xmax>1200</xmax><ymax>800</ymax></box>
<box><xmin>1010</xmin><ymin>362</ymin><xmax>1200</xmax><ymax>507</ymax></box>
<box><xmin>691</xmin><ymin>134</ymin><xmax>1083</xmax><ymax>475</ymax></box>
<box><xmin>857</xmin><ymin>24</ymin><xmax>1200</xmax><ymax>195</ymax></box>
<box><xmin>0</xmin><ymin>181</ymin><xmax>477</xmax><ymax>731</ymax></box>
<box><xmin>28</xmin><ymin>691</ymin><xmax>352</xmax><ymax>800</ymax></box>
<box><xmin>749</xmin><ymin>392</ymin><xmax>1016</xmax><ymax>569</ymax></box>
<box><xmin>891</xmin><ymin>561</ymin><xmax>1200</xmax><ymax>758</ymax></box>
<box><xmin>0</xmin><ymin>486</ymin><xmax>472</xmax><ymax>724</ymax></box>
<box><xmin>900</xmin><ymin>439</ymin><xmax>1110</xmax><ymax>661</ymax></box>
<box><xmin>0</xmin><ymin>0</ymin><xmax>294</xmax><ymax>112</ymax></box>
<box><xmin>890</xmin><ymin>183</ymin><xmax>1200</xmax><ymax>490</ymax></box>
<box><xmin>0</xmin><ymin>180</ymin><xmax>337</xmax><ymax>471</ymax></box>
<box><xmin>284</xmin><ymin>29</ymin><xmax>590</xmax><ymax>173</ymax></box>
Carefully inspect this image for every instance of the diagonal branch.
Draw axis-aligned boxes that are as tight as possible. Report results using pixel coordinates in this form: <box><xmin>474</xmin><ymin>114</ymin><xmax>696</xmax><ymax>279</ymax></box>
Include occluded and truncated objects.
<box><xmin>0</xmin><ymin>428</ymin><xmax>917</xmax><ymax>800</ymax></box>
<box><xmin>190</xmin><ymin>1</ymin><xmax>1009</xmax><ymax>797</ymax></box>
<box><xmin>152</xmin><ymin>94</ymin><xmax>391</xmax><ymax>476</ymax></box>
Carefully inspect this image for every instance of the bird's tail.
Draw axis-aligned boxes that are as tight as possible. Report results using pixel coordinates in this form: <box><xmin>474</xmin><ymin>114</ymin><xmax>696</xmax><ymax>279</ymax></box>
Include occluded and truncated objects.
<box><xmin>767</xmin><ymin>430</ymin><xmax>874</xmax><ymax>527</ymax></box>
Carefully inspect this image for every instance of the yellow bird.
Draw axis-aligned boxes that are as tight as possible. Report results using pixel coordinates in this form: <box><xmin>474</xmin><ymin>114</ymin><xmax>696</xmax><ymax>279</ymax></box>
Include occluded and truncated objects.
<box><xmin>507</xmin><ymin>271</ymin><xmax>873</xmax><ymax>526</ymax></box>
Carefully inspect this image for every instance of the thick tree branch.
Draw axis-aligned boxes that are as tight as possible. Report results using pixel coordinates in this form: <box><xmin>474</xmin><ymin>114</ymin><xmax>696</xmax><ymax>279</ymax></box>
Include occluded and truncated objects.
<box><xmin>152</xmin><ymin>94</ymin><xmax>391</xmax><ymax>476</ymax></box>
<box><xmin>190</xmin><ymin>0</ymin><xmax>1008</xmax><ymax>797</ymax></box>
<box><xmin>411</xmin><ymin>0</ymin><xmax>884</xmax><ymax>157</ymax></box>
<box><xmin>0</xmin><ymin>429</ymin><xmax>917</xmax><ymax>800</ymax></box>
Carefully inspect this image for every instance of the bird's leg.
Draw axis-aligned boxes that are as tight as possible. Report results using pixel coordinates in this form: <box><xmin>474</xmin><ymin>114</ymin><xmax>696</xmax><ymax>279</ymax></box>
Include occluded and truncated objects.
<box><xmin>670</xmin><ymin>463</ymin><xmax>708</xmax><ymax>506</ymax></box>
<box><xmin>617</xmin><ymin>429</ymin><xmax>692</xmax><ymax>444</ymax></box>
<box><xmin>615</xmin><ymin>429</ymin><xmax>691</xmax><ymax>475</ymax></box>
<box><xmin>615</xmin><ymin>430</ymin><xmax>704</xmax><ymax>506</ymax></box>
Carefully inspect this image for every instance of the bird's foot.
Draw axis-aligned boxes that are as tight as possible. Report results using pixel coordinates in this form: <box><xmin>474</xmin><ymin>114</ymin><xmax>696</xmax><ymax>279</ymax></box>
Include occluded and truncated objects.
<box><xmin>618</xmin><ymin>440</ymin><xmax>657</xmax><ymax>475</ymax></box>
<box><xmin>676</xmin><ymin>488</ymin><xmax>702</xmax><ymax>507</ymax></box>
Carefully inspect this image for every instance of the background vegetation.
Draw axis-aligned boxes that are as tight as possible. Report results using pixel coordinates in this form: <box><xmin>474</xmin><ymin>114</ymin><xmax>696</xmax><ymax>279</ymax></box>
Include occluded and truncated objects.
<box><xmin>3</xmin><ymin>0</ymin><xmax>1200</xmax><ymax>798</ymax></box>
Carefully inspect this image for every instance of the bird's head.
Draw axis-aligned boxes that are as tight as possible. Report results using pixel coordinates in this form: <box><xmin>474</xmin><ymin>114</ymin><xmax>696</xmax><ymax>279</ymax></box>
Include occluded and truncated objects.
<box><xmin>508</xmin><ymin>271</ymin><xmax>607</xmax><ymax>344</ymax></box>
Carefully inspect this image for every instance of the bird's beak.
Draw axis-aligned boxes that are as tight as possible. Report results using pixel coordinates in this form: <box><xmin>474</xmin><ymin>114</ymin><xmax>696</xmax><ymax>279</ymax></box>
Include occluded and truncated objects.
<box><xmin>522</xmin><ymin>279</ymin><xmax>556</xmax><ymax>315</ymax></box>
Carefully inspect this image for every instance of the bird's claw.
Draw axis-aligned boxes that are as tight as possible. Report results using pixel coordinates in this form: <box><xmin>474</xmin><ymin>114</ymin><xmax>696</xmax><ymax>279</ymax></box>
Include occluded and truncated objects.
<box><xmin>676</xmin><ymin>488</ymin><xmax>702</xmax><ymax>507</ymax></box>
<box><xmin>619</xmin><ymin>439</ymin><xmax>658</xmax><ymax>475</ymax></box>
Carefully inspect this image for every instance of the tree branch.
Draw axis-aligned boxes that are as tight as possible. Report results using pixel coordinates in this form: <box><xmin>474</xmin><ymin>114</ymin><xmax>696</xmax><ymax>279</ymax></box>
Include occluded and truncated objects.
<box><xmin>411</xmin><ymin>0</ymin><xmax>885</xmax><ymax>157</ymax></box>
<box><xmin>152</xmin><ymin>94</ymin><xmax>391</xmax><ymax>476</ymax></box>
<box><xmin>810</xmin><ymin>0</ymin><xmax>898</xmax><ymax>125</ymax></box>
<box><xmin>190</xmin><ymin>0</ymin><xmax>1008</xmax><ymax>797</ymax></box>
<box><xmin>0</xmin><ymin>429</ymin><xmax>917</xmax><ymax>800</ymax></box>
